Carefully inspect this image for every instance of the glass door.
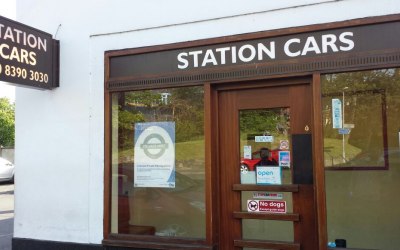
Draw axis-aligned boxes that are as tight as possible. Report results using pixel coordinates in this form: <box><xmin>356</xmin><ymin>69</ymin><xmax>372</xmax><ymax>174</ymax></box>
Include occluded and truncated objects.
<box><xmin>239</xmin><ymin>107</ymin><xmax>294</xmax><ymax>247</ymax></box>
<box><xmin>218</xmin><ymin>81</ymin><xmax>318</xmax><ymax>250</ymax></box>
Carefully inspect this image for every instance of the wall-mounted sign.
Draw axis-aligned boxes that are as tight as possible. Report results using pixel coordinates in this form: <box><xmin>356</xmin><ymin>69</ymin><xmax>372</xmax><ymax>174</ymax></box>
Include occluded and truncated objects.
<box><xmin>134</xmin><ymin>122</ymin><xmax>175</xmax><ymax>188</ymax></box>
<box><xmin>109</xmin><ymin>21</ymin><xmax>400</xmax><ymax>91</ymax></box>
<box><xmin>0</xmin><ymin>15</ymin><xmax>59</xmax><ymax>89</ymax></box>
<box><xmin>247</xmin><ymin>200</ymin><xmax>287</xmax><ymax>213</ymax></box>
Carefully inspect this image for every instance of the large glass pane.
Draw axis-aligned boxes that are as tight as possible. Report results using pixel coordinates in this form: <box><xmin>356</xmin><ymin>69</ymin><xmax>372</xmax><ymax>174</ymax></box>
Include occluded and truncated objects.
<box><xmin>322</xmin><ymin>69</ymin><xmax>400</xmax><ymax>249</ymax></box>
<box><xmin>239</xmin><ymin>108</ymin><xmax>294</xmax><ymax>243</ymax></box>
<box><xmin>110</xmin><ymin>86</ymin><xmax>205</xmax><ymax>238</ymax></box>
<box><xmin>322</xmin><ymin>74</ymin><xmax>388</xmax><ymax>169</ymax></box>
<box><xmin>242</xmin><ymin>219</ymin><xmax>294</xmax><ymax>241</ymax></box>
<box><xmin>239</xmin><ymin>108</ymin><xmax>292</xmax><ymax>185</ymax></box>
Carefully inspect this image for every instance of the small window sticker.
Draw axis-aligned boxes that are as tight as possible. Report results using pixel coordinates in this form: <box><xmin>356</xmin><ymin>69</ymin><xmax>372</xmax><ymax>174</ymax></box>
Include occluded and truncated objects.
<box><xmin>255</xmin><ymin>136</ymin><xmax>274</xmax><ymax>143</ymax></box>
<box><xmin>243</xmin><ymin>145</ymin><xmax>252</xmax><ymax>159</ymax></box>
<box><xmin>279</xmin><ymin>151</ymin><xmax>291</xmax><ymax>168</ymax></box>
<box><xmin>279</xmin><ymin>140</ymin><xmax>289</xmax><ymax>150</ymax></box>
<box><xmin>253</xmin><ymin>192</ymin><xmax>283</xmax><ymax>200</ymax></box>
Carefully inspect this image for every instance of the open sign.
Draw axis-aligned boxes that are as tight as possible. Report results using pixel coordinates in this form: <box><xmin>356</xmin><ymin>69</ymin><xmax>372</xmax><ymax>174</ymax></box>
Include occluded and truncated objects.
<box><xmin>256</xmin><ymin>166</ymin><xmax>282</xmax><ymax>185</ymax></box>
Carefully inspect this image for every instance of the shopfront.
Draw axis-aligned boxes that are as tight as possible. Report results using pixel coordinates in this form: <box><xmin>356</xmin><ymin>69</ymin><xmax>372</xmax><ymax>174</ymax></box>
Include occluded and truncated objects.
<box><xmin>103</xmin><ymin>15</ymin><xmax>400</xmax><ymax>250</ymax></box>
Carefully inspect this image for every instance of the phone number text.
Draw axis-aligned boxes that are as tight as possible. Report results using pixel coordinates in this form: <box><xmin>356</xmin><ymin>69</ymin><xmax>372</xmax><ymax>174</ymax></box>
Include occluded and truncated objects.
<box><xmin>0</xmin><ymin>64</ymin><xmax>49</xmax><ymax>83</ymax></box>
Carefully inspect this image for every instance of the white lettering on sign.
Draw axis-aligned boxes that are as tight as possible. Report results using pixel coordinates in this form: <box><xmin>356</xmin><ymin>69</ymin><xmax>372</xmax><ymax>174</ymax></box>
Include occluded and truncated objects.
<box><xmin>0</xmin><ymin>24</ymin><xmax>47</xmax><ymax>51</ymax></box>
<box><xmin>247</xmin><ymin>200</ymin><xmax>287</xmax><ymax>213</ymax></box>
<box><xmin>177</xmin><ymin>42</ymin><xmax>276</xmax><ymax>69</ymax></box>
<box><xmin>0</xmin><ymin>43</ymin><xmax>36</xmax><ymax>66</ymax></box>
<box><xmin>177</xmin><ymin>31</ymin><xmax>354</xmax><ymax>69</ymax></box>
<box><xmin>284</xmin><ymin>32</ymin><xmax>353</xmax><ymax>57</ymax></box>
<box><xmin>0</xmin><ymin>23</ymin><xmax>49</xmax><ymax>67</ymax></box>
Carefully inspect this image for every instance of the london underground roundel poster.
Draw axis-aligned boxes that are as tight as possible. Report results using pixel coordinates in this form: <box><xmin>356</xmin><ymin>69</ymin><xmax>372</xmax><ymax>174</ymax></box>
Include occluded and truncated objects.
<box><xmin>134</xmin><ymin>122</ymin><xmax>175</xmax><ymax>188</ymax></box>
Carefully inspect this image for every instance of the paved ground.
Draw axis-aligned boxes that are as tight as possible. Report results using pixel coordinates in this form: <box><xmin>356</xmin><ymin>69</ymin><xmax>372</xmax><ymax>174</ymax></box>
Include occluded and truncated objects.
<box><xmin>0</xmin><ymin>183</ymin><xmax>13</xmax><ymax>250</ymax></box>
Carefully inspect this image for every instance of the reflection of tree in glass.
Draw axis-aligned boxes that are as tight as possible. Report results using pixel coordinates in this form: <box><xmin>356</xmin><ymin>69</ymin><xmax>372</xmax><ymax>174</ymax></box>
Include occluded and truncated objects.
<box><xmin>117</xmin><ymin>87</ymin><xmax>204</xmax><ymax>150</ymax></box>
<box><xmin>166</xmin><ymin>87</ymin><xmax>204</xmax><ymax>142</ymax></box>
<box><xmin>276</xmin><ymin>108</ymin><xmax>290</xmax><ymax>135</ymax></box>
<box><xmin>0</xmin><ymin>98</ymin><xmax>14</xmax><ymax>147</ymax></box>
<box><xmin>322</xmin><ymin>68</ymin><xmax>400</xmax><ymax>166</ymax></box>
<box><xmin>240</xmin><ymin>108</ymin><xmax>290</xmax><ymax>139</ymax></box>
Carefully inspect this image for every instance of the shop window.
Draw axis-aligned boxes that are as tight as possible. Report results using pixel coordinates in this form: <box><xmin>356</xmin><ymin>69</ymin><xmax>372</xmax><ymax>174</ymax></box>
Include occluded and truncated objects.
<box><xmin>322</xmin><ymin>69</ymin><xmax>400</xmax><ymax>249</ymax></box>
<box><xmin>110</xmin><ymin>86</ymin><xmax>206</xmax><ymax>238</ymax></box>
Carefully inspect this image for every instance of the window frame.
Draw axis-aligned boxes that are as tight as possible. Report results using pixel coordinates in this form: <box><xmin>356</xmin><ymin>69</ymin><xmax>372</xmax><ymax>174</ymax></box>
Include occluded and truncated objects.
<box><xmin>104</xmin><ymin>14</ymin><xmax>400</xmax><ymax>250</ymax></box>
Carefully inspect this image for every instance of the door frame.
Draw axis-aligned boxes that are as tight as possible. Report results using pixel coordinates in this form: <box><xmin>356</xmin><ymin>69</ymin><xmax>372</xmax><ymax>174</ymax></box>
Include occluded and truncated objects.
<box><xmin>207</xmin><ymin>75</ymin><xmax>327</xmax><ymax>249</ymax></box>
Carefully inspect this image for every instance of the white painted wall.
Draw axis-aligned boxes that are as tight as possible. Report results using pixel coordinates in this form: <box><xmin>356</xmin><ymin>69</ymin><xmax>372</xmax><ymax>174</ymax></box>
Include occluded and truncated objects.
<box><xmin>14</xmin><ymin>0</ymin><xmax>400</xmax><ymax>244</ymax></box>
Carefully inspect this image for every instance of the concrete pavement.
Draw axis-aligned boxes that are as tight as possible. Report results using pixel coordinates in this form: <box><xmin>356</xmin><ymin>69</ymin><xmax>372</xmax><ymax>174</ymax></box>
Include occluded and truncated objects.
<box><xmin>0</xmin><ymin>183</ymin><xmax>14</xmax><ymax>250</ymax></box>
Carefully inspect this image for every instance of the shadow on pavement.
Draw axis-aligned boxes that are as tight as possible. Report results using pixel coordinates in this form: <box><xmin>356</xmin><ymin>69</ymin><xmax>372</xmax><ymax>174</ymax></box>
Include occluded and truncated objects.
<box><xmin>0</xmin><ymin>217</ymin><xmax>13</xmax><ymax>250</ymax></box>
<box><xmin>0</xmin><ymin>191</ymin><xmax>13</xmax><ymax>195</ymax></box>
<box><xmin>0</xmin><ymin>211</ymin><xmax>13</xmax><ymax>215</ymax></box>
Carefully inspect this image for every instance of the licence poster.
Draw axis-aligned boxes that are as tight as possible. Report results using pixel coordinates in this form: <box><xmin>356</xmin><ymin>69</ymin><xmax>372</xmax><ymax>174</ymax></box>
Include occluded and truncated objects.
<box><xmin>134</xmin><ymin>122</ymin><xmax>175</xmax><ymax>188</ymax></box>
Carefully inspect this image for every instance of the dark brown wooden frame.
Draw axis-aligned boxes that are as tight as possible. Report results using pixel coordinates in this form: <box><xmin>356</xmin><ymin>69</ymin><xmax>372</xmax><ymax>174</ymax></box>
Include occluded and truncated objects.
<box><xmin>105</xmin><ymin>14</ymin><xmax>400</xmax><ymax>93</ymax></box>
<box><xmin>104</xmin><ymin>14</ymin><xmax>400</xmax><ymax>250</ymax></box>
<box><xmin>103</xmin><ymin>81</ymin><xmax>213</xmax><ymax>249</ymax></box>
<box><xmin>215</xmin><ymin>78</ymin><xmax>316</xmax><ymax>250</ymax></box>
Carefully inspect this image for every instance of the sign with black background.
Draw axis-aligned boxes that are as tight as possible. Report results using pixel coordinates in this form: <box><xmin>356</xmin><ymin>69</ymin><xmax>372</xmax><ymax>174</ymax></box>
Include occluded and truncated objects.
<box><xmin>0</xmin><ymin>15</ymin><xmax>59</xmax><ymax>89</ymax></box>
<box><xmin>110</xmin><ymin>21</ymin><xmax>400</xmax><ymax>79</ymax></box>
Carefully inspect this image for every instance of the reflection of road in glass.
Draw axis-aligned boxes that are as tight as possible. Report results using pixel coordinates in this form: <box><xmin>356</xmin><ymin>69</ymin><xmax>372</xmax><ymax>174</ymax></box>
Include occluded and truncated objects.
<box><xmin>0</xmin><ymin>183</ymin><xmax>14</xmax><ymax>250</ymax></box>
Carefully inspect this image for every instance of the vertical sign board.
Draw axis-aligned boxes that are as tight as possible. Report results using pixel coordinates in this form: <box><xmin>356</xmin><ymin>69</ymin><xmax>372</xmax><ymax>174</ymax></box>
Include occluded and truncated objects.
<box><xmin>134</xmin><ymin>122</ymin><xmax>176</xmax><ymax>188</ymax></box>
<box><xmin>0</xmin><ymin>15</ymin><xmax>59</xmax><ymax>89</ymax></box>
<box><xmin>332</xmin><ymin>99</ymin><xmax>342</xmax><ymax>129</ymax></box>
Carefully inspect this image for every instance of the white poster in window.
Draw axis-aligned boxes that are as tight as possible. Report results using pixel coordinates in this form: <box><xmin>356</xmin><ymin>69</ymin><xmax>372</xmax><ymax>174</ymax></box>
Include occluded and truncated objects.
<box><xmin>255</xmin><ymin>136</ymin><xmax>274</xmax><ymax>142</ymax></box>
<box><xmin>244</xmin><ymin>145</ymin><xmax>252</xmax><ymax>159</ymax></box>
<box><xmin>134</xmin><ymin>122</ymin><xmax>175</xmax><ymax>188</ymax></box>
